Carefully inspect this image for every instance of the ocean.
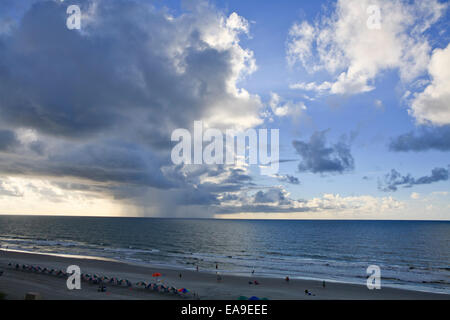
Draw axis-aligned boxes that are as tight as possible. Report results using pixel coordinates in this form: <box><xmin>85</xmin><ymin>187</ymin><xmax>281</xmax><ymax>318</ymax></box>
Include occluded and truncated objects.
<box><xmin>0</xmin><ymin>216</ymin><xmax>449</xmax><ymax>294</ymax></box>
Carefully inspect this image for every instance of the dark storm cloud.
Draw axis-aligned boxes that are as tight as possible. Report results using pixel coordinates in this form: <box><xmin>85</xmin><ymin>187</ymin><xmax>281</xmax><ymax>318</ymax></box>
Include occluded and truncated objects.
<box><xmin>0</xmin><ymin>0</ymin><xmax>258</xmax><ymax>141</ymax></box>
<box><xmin>389</xmin><ymin>125</ymin><xmax>450</xmax><ymax>152</ymax></box>
<box><xmin>1</xmin><ymin>0</ymin><xmax>190</xmax><ymax>138</ymax></box>
<box><xmin>0</xmin><ymin>129</ymin><xmax>19</xmax><ymax>151</ymax></box>
<box><xmin>292</xmin><ymin>130</ymin><xmax>354</xmax><ymax>174</ymax></box>
<box><xmin>275</xmin><ymin>174</ymin><xmax>300</xmax><ymax>184</ymax></box>
<box><xmin>175</xmin><ymin>186</ymin><xmax>220</xmax><ymax>206</ymax></box>
<box><xmin>0</xmin><ymin>0</ymin><xmax>262</xmax><ymax>214</ymax></box>
<box><xmin>28</xmin><ymin>140</ymin><xmax>46</xmax><ymax>155</ymax></box>
<box><xmin>0</xmin><ymin>140</ymin><xmax>174</xmax><ymax>189</ymax></box>
<box><xmin>379</xmin><ymin>166</ymin><xmax>450</xmax><ymax>192</ymax></box>
<box><xmin>254</xmin><ymin>189</ymin><xmax>286</xmax><ymax>203</ymax></box>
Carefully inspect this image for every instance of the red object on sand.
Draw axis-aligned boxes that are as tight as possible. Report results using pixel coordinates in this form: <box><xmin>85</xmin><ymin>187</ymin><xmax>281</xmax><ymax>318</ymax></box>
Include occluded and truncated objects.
<box><xmin>152</xmin><ymin>272</ymin><xmax>162</xmax><ymax>277</ymax></box>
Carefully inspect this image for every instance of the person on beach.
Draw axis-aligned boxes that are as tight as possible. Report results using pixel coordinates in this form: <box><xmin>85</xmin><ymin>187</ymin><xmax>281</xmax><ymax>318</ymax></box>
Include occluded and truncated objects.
<box><xmin>179</xmin><ymin>273</ymin><xmax>182</xmax><ymax>279</ymax></box>
<box><xmin>98</xmin><ymin>284</ymin><xmax>106</xmax><ymax>292</ymax></box>
<box><xmin>285</xmin><ymin>276</ymin><xmax>289</xmax><ymax>282</ymax></box>
<box><xmin>196</xmin><ymin>265</ymin><xmax>199</xmax><ymax>272</ymax></box>
<box><xmin>216</xmin><ymin>263</ymin><xmax>218</xmax><ymax>270</ymax></box>
<box><xmin>305</xmin><ymin>289</ymin><xmax>315</xmax><ymax>296</ymax></box>
<box><xmin>322</xmin><ymin>280</ymin><xmax>326</xmax><ymax>288</ymax></box>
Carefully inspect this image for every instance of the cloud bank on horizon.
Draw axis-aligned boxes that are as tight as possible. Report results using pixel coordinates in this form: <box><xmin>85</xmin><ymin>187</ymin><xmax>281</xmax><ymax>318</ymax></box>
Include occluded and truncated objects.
<box><xmin>0</xmin><ymin>0</ymin><xmax>448</xmax><ymax>219</ymax></box>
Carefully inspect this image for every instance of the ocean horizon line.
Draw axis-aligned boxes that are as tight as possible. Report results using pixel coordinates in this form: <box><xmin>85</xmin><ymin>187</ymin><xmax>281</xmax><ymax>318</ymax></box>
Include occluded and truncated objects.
<box><xmin>0</xmin><ymin>214</ymin><xmax>449</xmax><ymax>222</ymax></box>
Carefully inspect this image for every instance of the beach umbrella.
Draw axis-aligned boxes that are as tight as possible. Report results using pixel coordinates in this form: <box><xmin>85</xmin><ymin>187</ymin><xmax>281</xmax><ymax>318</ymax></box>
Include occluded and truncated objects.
<box><xmin>248</xmin><ymin>296</ymin><xmax>260</xmax><ymax>301</ymax></box>
<box><xmin>152</xmin><ymin>272</ymin><xmax>162</xmax><ymax>277</ymax></box>
<box><xmin>178</xmin><ymin>288</ymin><xmax>189</xmax><ymax>294</ymax></box>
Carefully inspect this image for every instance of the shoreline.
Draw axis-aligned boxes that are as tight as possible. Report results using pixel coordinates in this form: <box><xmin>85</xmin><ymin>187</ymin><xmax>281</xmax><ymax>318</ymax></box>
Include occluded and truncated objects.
<box><xmin>0</xmin><ymin>249</ymin><xmax>448</xmax><ymax>300</ymax></box>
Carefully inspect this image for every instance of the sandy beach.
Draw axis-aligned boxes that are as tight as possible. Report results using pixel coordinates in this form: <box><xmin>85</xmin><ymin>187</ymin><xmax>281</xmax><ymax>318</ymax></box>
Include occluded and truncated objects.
<box><xmin>0</xmin><ymin>250</ymin><xmax>448</xmax><ymax>300</ymax></box>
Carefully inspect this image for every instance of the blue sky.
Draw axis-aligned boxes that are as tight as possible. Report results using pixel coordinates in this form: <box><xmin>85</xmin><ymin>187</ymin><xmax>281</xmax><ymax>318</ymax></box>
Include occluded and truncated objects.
<box><xmin>210</xmin><ymin>0</ymin><xmax>450</xmax><ymax>211</ymax></box>
<box><xmin>0</xmin><ymin>0</ymin><xmax>449</xmax><ymax>219</ymax></box>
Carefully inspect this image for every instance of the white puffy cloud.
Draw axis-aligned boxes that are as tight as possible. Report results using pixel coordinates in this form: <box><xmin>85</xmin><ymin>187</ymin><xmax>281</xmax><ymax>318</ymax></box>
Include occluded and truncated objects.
<box><xmin>409</xmin><ymin>44</ymin><xmax>450</xmax><ymax>125</ymax></box>
<box><xmin>268</xmin><ymin>92</ymin><xmax>306</xmax><ymax>118</ymax></box>
<box><xmin>287</xmin><ymin>0</ymin><xmax>448</xmax><ymax>95</ymax></box>
<box><xmin>374</xmin><ymin>99</ymin><xmax>384</xmax><ymax>110</ymax></box>
<box><xmin>410</xmin><ymin>192</ymin><xmax>420</xmax><ymax>199</ymax></box>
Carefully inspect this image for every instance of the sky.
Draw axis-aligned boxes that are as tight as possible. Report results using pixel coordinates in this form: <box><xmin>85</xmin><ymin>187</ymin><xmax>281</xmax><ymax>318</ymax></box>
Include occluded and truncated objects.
<box><xmin>0</xmin><ymin>0</ymin><xmax>449</xmax><ymax>220</ymax></box>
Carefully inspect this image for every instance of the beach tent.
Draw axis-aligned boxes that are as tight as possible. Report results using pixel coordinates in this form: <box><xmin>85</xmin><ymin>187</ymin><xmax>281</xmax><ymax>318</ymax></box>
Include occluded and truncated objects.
<box><xmin>248</xmin><ymin>296</ymin><xmax>260</xmax><ymax>300</ymax></box>
<box><xmin>118</xmin><ymin>279</ymin><xmax>129</xmax><ymax>286</ymax></box>
<box><xmin>109</xmin><ymin>277</ymin><xmax>118</xmax><ymax>284</ymax></box>
<box><xmin>237</xmin><ymin>296</ymin><xmax>248</xmax><ymax>300</ymax></box>
<box><xmin>152</xmin><ymin>272</ymin><xmax>162</xmax><ymax>277</ymax></box>
<box><xmin>178</xmin><ymin>288</ymin><xmax>189</xmax><ymax>294</ymax></box>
